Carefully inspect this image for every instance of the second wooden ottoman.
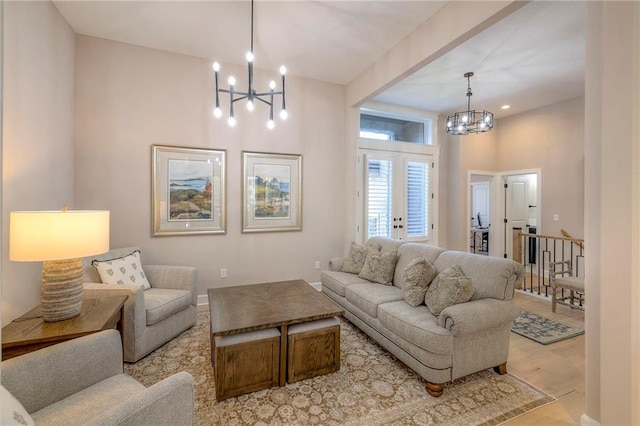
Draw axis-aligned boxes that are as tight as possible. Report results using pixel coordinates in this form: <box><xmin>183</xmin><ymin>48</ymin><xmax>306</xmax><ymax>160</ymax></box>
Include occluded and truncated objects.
<box><xmin>287</xmin><ymin>317</ymin><xmax>340</xmax><ymax>383</ymax></box>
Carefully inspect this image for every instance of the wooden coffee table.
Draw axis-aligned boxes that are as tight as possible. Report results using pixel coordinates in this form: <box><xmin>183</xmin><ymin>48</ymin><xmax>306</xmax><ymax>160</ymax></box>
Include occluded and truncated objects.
<box><xmin>2</xmin><ymin>295</ymin><xmax>127</xmax><ymax>361</ymax></box>
<box><xmin>208</xmin><ymin>279</ymin><xmax>344</xmax><ymax>386</ymax></box>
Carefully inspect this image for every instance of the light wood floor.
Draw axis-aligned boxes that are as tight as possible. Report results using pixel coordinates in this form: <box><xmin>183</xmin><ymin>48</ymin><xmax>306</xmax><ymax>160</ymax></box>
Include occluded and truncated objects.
<box><xmin>504</xmin><ymin>291</ymin><xmax>585</xmax><ymax>425</ymax></box>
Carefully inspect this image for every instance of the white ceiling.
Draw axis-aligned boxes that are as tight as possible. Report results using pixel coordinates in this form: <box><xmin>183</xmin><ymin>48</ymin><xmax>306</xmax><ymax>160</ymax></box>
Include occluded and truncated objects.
<box><xmin>52</xmin><ymin>1</ymin><xmax>586</xmax><ymax>119</ymax></box>
<box><xmin>373</xmin><ymin>1</ymin><xmax>586</xmax><ymax>119</ymax></box>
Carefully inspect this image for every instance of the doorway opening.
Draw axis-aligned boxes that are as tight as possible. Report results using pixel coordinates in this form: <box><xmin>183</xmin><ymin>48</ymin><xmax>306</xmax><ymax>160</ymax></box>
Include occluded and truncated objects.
<box><xmin>502</xmin><ymin>171</ymin><xmax>541</xmax><ymax>262</ymax></box>
<box><xmin>469</xmin><ymin>174</ymin><xmax>493</xmax><ymax>255</ymax></box>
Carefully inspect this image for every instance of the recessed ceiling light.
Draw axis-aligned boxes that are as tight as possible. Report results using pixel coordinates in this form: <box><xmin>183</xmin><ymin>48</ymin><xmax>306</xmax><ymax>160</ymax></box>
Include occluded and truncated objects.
<box><xmin>501</xmin><ymin>105</ymin><xmax>511</xmax><ymax>110</ymax></box>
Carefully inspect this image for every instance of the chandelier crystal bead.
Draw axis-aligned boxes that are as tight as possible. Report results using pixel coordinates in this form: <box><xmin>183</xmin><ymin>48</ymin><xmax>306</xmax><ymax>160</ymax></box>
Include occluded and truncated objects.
<box><xmin>446</xmin><ymin>72</ymin><xmax>494</xmax><ymax>136</ymax></box>
<box><xmin>212</xmin><ymin>0</ymin><xmax>287</xmax><ymax>129</ymax></box>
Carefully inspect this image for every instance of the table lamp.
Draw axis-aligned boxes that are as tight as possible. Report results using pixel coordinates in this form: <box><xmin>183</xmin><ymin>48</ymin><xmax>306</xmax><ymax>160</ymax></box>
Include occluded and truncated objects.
<box><xmin>9</xmin><ymin>208</ymin><xmax>110</xmax><ymax>322</ymax></box>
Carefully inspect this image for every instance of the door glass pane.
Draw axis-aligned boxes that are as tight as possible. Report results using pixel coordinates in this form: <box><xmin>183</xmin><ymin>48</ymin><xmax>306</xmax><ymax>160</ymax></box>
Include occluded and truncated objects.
<box><xmin>406</xmin><ymin>161</ymin><xmax>429</xmax><ymax>237</ymax></box>
<box><xmin>366</xmin><ymin>159</ymin><xmax>393</xmax><ymax>238</ymax></box>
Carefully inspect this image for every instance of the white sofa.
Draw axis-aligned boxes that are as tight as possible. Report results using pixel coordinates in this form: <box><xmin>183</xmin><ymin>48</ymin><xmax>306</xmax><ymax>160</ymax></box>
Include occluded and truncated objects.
<box><xmin>321</xmin><ymin>237</ymin><xmax>523</xmax><ymax>396</ymax></box>
<box><xmin>82</xmin><ymin>247</ymin><xmax>197</xmax><ymax>362</ymax></box>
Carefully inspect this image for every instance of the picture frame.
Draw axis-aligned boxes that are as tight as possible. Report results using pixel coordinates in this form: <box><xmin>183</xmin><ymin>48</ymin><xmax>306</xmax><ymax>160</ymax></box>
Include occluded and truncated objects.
<box><xmin>152</xmin><ymin>145</ymin><xmax>226</xmax><ymax>236</ymax></box>
<box><xmin>242</xmin><ymin>151</ymin><xmax>302</xmax><ymax>233</ymax></box>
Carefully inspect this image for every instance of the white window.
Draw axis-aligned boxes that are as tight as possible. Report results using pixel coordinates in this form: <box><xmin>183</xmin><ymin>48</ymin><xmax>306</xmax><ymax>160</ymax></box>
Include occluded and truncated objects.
<box><xmin>359</xmin><ymin>107</ymin><xmax>436</xmax><ymax>145</ymax></box>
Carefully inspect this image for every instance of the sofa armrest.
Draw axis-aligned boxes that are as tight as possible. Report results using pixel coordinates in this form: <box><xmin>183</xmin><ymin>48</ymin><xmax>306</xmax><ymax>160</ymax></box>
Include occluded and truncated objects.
<box><xmin>328</xmin><ymin>257</ymin><xmax>345</xmax><ymax>272</ymax></box>
<box><xmin>1</xmin><ymin>330</ymin><xmax>123</xmax><ymax>414</ymax></box>
<box><xmin>438</xmin><ymin>299</ymin><xmax>520</xmax><ymax>336</ymax></box>
<box><xmin>94</xmin><ymin>372</ymin><xmax>194</xmax><ymax>426</ymax></box>
<box><xmin>144</xmin><ymin>265</ymin><xmax>198</xmax><ymax>306</ymax></box>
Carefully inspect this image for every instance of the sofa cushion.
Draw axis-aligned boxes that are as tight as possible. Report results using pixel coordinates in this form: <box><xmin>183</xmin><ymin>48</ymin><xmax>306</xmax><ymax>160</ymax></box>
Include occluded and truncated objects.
<box><xmin>433</xmin><ymin>251</ymin><xmax>523</xmax><ymax>301</ymax></box>
<box><xmin>377</xmin><ymin>301</ymin><xmax>453</xmax><ymax>355</ymax></box>
<box><xmin>31</xmin><ymin>375</ymin><xmax>145</xmax><ymax>425</ymax></box>
<box><xmin>358</xmin><ymin>248</ymin><xmax>398</xmax><ymax>285</ymax></box>
<box><xmin>424</xmin><ymin>266</ymin><xmax>474</xmax><ymax>316</ymax></box>
<box><xmin>144</xmin><ymin>288</ymin><xmax>192</xmax><ymax>326</ymax></box>
<box><xmin>401</xmin><ymin>257</ymin><xmax>436</xmax><ymax>307</ymax></box>
<box><xmin>345</xmin><ymin>283</ymin><xmax>404</xmax><ymax>318</ymax></box>
<box><xmin>92</xmin><ymin>250</ymin><xmax>151</xmax><ymax>290</ymax></box>
<box><xmin>321</xmin><ymin>271</ymin><xmax>370</xmax><ymax>297</ymax></box>
<box><xmin>366</xmin><ymin>236</ymin><xmax>405</xmax><ymax>254</ymax></box>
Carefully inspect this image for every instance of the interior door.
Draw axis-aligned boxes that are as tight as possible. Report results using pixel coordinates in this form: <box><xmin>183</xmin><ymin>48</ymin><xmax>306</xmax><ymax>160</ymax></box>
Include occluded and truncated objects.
<box><xmin>505</xmin><ymin>176</ymin><xmax>529</xmax><ymax>259</ymax></box>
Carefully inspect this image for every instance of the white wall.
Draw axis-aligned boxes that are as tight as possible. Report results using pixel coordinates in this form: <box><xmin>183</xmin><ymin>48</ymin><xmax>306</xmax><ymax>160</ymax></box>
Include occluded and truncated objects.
<box><xmin>74</xmin><ymin>36</ymin><xmax>346</xmax><ymax>296</ymax></box>
<box><xmin>1</xmin><ymin>1</ymin><xmax>76</xmax><ymax>324</ymax></box>
<box><xmin>497</xmin><ymin>97</ymin><xmax>585</xmax><ymax>239</ymax></box>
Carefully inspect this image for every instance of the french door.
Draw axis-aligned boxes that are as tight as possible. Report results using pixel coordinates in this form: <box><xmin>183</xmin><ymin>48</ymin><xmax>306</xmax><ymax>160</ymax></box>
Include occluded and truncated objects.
<box><xmin>362</xmin><ymin>151</ymin><xmax>433</xmax><ymax>242</ymax></box>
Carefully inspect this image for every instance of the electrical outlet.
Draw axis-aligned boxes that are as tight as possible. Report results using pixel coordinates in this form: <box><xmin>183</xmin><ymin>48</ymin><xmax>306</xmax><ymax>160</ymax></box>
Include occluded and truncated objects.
<box><xmin>553</xmin><ymin>214</ymin><xmax>559</xmax><ymax>222</ymax></box>
<box><xmin>220</xmin><ymin>268</ymin><xmax>227</xmax><ymax>279</ymax></box>
<box><xmin>315</xmin><ymin>261</ymin><xmax>321</xmax><ymax>270</ymax></box>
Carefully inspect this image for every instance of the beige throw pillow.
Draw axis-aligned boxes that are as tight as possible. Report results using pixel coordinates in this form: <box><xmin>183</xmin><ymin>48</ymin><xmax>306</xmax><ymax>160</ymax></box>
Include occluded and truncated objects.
<box><xmin>92</xmin><ymin>250</ymin><xmax>151</xmax><ymax>290</ymax></box>
<box><xmin>401</xmin><ymin>257</ymin><xmax>436</xmax><ymax>307</ymax></box>
<box><xmin>341</xmin><ymin>242</ymin><xmax>368</xmax><ymax>274</ymax></box>
<box><xmin>424</xmin><ymin>265</ymin><xmax>474</xmax><ymax>315</ymax></box>
<box><xmin>341</xmin><ymin>242</ymin><xmax>382</xmax><ymax>274</ymax></box>
<box><xmin>358</xmin><ymin>248</ymin><xmax>398</xmax><ymax>285</ymax></box>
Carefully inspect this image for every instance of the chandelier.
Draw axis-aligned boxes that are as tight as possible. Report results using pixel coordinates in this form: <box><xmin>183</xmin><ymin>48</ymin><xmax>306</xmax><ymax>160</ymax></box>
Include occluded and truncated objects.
<box><xmin>212</xmin><ymin>0</ymin><xmax>287</xmax><ymax>129</ymax></box>
<box><xmin>446</xmin><ymin>72</ymin><xmax>493</xmax><ymax>135</ymax></box>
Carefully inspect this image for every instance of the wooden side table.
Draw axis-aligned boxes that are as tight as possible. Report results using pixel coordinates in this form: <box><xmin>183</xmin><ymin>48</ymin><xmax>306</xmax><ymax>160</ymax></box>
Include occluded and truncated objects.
<box><xmin>1</xmin><ymin>295</ymin><xmax>127</xmax><ymax>361</ymax></box>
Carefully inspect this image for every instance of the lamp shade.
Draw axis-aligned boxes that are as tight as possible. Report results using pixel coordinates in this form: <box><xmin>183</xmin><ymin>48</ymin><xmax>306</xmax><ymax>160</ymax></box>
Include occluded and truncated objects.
<box><xmin>10</xmin><ymin>210</ymin><xmax>110</xmax><ymax>261</ymax></box>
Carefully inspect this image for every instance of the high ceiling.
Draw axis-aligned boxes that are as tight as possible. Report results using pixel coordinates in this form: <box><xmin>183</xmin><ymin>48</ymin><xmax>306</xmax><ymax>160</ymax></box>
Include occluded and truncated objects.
<box><xmin>53</xmin><ymin>0</ymin><xmax>586</xmax><ymax>119</ymax></box>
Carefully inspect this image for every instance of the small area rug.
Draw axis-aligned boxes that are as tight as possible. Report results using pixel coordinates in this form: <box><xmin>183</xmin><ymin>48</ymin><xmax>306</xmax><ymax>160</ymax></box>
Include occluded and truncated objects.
<box><xmin>126</xmin><ymin>310</ymin><xmax>554</xmax><ymax>425</ymax></box>
<box><xmin>511</xmin><ymin>310</ymin><xmax>584</xmax><ymax>345</ymax></box>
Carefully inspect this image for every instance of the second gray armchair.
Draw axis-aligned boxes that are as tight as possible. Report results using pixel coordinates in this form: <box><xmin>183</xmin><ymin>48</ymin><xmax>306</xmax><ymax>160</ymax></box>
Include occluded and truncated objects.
<box><xmin>1</xmin><ymin>330</ymin><xmax>194</xmax><ymax>425</ymax></box>
<box><xmin>82</xmin><ymin>247</ymin><xmax>198</xmax><ymax>362</ymax></box>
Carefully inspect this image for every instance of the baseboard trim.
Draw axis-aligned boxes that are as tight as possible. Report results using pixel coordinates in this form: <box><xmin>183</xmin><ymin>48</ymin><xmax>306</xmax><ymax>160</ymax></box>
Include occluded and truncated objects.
<box><xmin>581</xmin><ymin>414</ymin><xmax>600</xmax><ymax>426</ymax></box>
<box><xmin>309</xmin><ymin>281</ymin><xmax>322</xmax><ymax>291</ymax></box>
<box><xmin>197</xmin><ymin>294</ymin><xmax>209</xmax><ymax>306</ymax></box>
<box><xmin>197</xmin><ymin>281</ymin><xmax>322</xmax><ymax>306</ymax></box>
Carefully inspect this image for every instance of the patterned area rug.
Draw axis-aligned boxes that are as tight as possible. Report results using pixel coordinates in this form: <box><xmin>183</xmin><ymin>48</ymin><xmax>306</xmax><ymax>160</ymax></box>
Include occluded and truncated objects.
<box><xmin>511</xmin><ymin>310</ymin><xmax>584</xmax><ymax>345</ymax></box>
<box><xmin>126</xmin><ymin>310</ymin><xmax>554</xmax><ymax>425</ymax></box>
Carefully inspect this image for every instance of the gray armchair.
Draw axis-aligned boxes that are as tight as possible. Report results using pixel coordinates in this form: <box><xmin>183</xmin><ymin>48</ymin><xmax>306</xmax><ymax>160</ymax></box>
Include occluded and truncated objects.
<box><xmin>1</xmin><ymin>330</ymin><xmax>194</xmax><ymax>425</ymax></box>
<box><xmin>82</xmin><ymin>247</ymin><xmax>197</xmax><ymax>362</ymax></box>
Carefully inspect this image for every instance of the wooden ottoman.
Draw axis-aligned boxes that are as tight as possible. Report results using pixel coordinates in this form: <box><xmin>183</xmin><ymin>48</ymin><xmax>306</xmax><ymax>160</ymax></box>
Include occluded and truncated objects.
<box><xmin>213</xmin><ymin>328</ymin><xmax>280</xmax><ymax>401</ymax></box>
<box><xmin>287</xmin><ymin>317</ymin><xmax>340</xmax><ymax>383</ymax></box>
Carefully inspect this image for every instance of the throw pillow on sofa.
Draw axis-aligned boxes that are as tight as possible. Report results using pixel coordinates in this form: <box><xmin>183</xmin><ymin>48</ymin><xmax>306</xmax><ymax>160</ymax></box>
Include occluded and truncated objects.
<box><xmin>401</xmin><ymin>257</ymin><xmax>436</xmax><ymax>307</ymax></box>
<box><xmin>358</xmin><ymin>248</ymin><xmax>398</xmax><ymax>285</ymax></box>
<box><xmin>91</xmin><ymin>250</ymin><xmax>151</xmax><ymax>290</ymax></box>
<box><xmin>342</xmin><ymin>242</ymin><xmax>381</xmax><ymax>274</ymax></box>
<box><xmin>424</xmin><ymin>265</ymin><xmax>474</xmax><ymax>315</ymax></box>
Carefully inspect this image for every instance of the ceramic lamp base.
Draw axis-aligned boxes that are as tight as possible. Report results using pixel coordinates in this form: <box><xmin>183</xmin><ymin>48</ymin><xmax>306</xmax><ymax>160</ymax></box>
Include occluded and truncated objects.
<box><xmin>41</xmin><ymin>258</ymin><xmax>83</xmax><ymax>322</ymax></box>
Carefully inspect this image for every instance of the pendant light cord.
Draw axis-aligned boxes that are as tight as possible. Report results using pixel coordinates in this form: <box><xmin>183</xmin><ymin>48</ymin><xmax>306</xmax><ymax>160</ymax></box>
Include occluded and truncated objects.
<box><xmin>250</xmin><ymin>0</ymin><xmax>254</xmax><ymax>54</ymax></box>
<box><xmin>466</xmin><ymin>74</ymin><xmax>472</xmax><ymax>112</ymax></box>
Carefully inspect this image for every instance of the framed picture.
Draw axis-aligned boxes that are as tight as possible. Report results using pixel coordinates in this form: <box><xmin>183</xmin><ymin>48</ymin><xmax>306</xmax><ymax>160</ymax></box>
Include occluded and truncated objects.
<box><xmin>242</xmin><ymin>151</ymin><xmax>302</xmax><ymax>233</ymax></box>
<box><xmin>152</xmin><ymin>145</ymin><xmax>226</xmax><ymax>236</ymax></box>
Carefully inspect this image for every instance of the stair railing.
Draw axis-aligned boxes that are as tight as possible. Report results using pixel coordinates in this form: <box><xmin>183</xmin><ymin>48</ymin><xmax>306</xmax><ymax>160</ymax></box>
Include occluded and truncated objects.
<box><xmin>518</xmin><ymin>231</ymin><xmax>584</xmax><ymax>298</ymax></box>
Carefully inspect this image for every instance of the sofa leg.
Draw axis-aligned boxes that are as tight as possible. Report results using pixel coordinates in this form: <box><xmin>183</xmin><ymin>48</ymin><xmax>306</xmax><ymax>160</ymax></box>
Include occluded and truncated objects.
<box><xmin>493</xmin><ymin>362</ymin><xmax>507</xmax><ymax>375</ymax></box>
<box><xmin>425</xmin><ymin>381</ymin><xmax>444</xmax><ymax>397</ymax></box>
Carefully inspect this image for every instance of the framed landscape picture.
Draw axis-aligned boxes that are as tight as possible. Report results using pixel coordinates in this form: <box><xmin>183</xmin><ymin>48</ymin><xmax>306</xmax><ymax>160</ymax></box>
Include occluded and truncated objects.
<box><xmin>242</xmin><ymin>151</ymin><xmax>302</xmax><ymax>233</ymax></box>
<box><xmin>152</xmin><ymin>145</ymin><xmax>226</xmax><ymax>236</ymax></box>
